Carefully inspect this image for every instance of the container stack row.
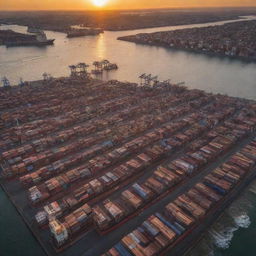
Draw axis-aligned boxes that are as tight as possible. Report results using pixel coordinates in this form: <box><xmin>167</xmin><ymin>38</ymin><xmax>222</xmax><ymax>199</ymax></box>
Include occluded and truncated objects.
<box><xmin>2</xmin><ymin>79</ymin><xmax>256</xmax><ymax>253</ymax></box>
<box><xmin>102</xmin><ymin>138</ymin><xmax>256</xmax><ymax>256</ymax></box>
<box><xmin>92</xmin><ymin>119</ymin><xmax>251</xmax><ymax>233</ymax></box>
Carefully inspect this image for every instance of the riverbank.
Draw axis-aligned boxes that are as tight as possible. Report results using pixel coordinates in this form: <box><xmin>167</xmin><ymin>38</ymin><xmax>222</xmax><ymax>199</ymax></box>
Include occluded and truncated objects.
<box><xmin>118</xmin><ymin>19</ymin><xmax>256</xmax><ymax>63</ymax></box>
<box><xmin>1</xmin><ymin>8</ymin><xmax>254</xmax><ymax>32</ymax></box>
<box><xmin>118</xmin><ymin>37</ymin><xmax>256</xmax><ymax>64</ymax></box>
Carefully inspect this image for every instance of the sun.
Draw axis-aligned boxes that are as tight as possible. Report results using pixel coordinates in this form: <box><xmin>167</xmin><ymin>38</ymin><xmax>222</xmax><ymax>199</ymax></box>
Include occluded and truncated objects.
<box><xmin>92</xmin><ymin>0</ymin><xmax>108</xmax><ymax>7</ymax></box>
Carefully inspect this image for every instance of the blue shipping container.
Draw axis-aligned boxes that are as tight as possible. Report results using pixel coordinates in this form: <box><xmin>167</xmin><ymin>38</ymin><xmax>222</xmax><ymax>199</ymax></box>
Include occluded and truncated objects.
<box><xmin>114</xmin><ymin>242</ymin><xmax>133</xmax><ymax>256</ymax></box>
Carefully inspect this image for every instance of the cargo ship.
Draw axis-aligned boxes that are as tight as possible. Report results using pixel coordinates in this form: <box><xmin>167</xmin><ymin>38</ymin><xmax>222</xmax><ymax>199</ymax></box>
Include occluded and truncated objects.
<box><xmin>67</xmin><ymin>28</ymin><xmax>103</xmax><ymax>38</ymax></box>
<box><xmin>6</xmin><ymin>31</ymin><xmax>55</xmax><ymax>47</ymax></box>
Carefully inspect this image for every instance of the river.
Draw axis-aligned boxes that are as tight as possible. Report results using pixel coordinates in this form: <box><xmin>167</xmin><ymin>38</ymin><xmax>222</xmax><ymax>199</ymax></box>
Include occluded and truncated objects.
<box><xmin>1</xmin><ymin>16</ymin><xmax>256</xmax><ymax>256</ymax></box>
<box><xmin>0</xmin><ymin>186</ymin><xmax>45</xmax><ymax>256</ymax></box>
<box><xmin>1</xmin><ymin>16</ymin><xmax>256</xmax><ymax>99</ymax></box>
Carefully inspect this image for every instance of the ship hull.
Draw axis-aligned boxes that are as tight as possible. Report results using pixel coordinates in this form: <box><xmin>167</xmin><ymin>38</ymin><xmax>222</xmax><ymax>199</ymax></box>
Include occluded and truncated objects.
<box><xmin>6</xmin><ymin>39</ymin><xmax>55</xmax><ymax>47</ymax></box>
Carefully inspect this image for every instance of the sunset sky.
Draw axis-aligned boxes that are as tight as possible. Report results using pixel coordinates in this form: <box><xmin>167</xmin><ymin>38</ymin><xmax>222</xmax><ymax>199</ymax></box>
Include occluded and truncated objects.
<box><xmin>0</xmin><ymin>0</ymin><xmax>255</xmax><ymax>10</ymax></box>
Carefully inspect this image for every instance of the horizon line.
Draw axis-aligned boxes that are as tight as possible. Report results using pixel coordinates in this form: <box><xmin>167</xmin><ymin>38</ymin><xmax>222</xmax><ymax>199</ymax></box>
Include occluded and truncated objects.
<box><xmin>1</xmin><ymin>6</ymin><xmax>256</xmax><ymax>12</ymax></box>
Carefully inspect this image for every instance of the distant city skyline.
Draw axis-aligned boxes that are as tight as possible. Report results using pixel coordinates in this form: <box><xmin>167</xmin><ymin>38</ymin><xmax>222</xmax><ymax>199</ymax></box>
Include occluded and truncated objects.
<box><xmin>0</xmin><ymin>0</ymin><xmax>256</xmax><ymax>10</ymax></box>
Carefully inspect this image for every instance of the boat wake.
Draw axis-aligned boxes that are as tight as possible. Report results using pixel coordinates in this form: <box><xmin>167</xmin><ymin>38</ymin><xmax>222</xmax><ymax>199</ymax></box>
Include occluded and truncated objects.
<box><xmin>234</xmin><ymin>213</ymin><xmax>251</xmax><ymax>228</ymax></box>
<box><xmin>210</xmin><ymin>227</ymin><xmax>238</xmax><ymax>249</ymax></box>
<box><xmin>210</xmin><ymin>213</ymin><xmax>251</xmax><ymax>250</ymax></box>
<box><xmin>22</xmin><ymin>56</ymin><xmax>44</xmax><ymax>62</ymax></box>
<box><xmin>207</xmin><ymin>250</ymin><xmax>215</xmax><ymax>256</ymax></box>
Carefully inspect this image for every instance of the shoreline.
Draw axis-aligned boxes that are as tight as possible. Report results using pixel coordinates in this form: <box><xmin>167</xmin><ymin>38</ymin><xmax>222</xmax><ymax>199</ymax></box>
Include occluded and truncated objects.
<box><xmin>103</xmin><ymin>16</ymin><xmax>241</xmax><ymax>32</ymax></box>
<box><xmin>0</xmin><ymin>15</ymin><xmax>244</xmax><ymax>33</ymax></box>
<box><xmin>118</xmin><ymin>37</ymin><xmax>256</xmax><ymax>64</ymax></box>
<box><xmin>1</xmin><ymin>76</ymin><xmax>255</xmax><ymax>104</ymax></box>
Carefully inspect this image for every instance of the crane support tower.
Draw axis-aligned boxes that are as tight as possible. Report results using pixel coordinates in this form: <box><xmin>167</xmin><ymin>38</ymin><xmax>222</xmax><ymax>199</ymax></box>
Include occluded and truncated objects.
<box><xmin>2</xmin><ymin>77</ymin><xmax>11</xmax><ymax>88</ymax></box>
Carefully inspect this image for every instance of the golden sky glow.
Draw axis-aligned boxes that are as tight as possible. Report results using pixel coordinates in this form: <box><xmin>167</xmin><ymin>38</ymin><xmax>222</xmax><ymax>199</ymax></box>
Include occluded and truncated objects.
<box><xmin>92</xmin><ymin>0</ymin><xmax>109</xmax><ymax>7</ymax></box>
<box><xmin>0</xmin><ymin>0</ymin><xmax>256</xmax><ymax>10</ymax></box>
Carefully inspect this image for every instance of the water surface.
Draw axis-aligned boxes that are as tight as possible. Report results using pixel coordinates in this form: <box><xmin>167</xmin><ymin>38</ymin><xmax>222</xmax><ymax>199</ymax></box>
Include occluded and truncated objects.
<box><xmin>1</xmin><ymin>16</ymin><xmax>256</xmax><ymax>99</ymax></box>
<box><xmin>0</xmin><ymin>186</ymin><xmax>46</xmax><ymax>256</ymax></box>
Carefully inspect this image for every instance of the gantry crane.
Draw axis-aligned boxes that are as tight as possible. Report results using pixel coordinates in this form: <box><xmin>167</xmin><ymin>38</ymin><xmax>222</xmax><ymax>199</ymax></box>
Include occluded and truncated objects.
<box><xmin>2</xmin><ymin>77</ymin><xmax>11</xmax><ymax>88</ymax></box>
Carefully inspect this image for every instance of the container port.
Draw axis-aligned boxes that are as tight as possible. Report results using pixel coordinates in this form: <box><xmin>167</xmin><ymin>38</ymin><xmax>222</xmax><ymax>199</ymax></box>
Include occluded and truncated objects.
<box><xmin>1</xmin><ymin>73</ymin><xmax>256</xmax><ymax>256</ymax></box>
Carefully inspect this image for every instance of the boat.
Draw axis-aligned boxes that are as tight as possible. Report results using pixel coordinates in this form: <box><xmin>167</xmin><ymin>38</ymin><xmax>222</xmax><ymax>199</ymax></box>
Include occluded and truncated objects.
<box><xmin>6</xmin><ymin>39</ymin><xmax>55</xmax><ymax>47</ymax></box>
<box><xmin>6</xmin><ymin>31</ymin><xmax>55</xmax><ymax>47</ymax></box>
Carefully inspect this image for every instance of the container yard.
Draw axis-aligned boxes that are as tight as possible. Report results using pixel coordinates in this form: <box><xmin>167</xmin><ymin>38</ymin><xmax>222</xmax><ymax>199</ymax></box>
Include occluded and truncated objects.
<box><xmin>102</xmin><ymin>139</ymin><xmax>256</xmax><ymax>256</ymax></box>
<box><xmin>1</xmin><ymin>76</ymin><xmax>256</xmax><ymax>256</ymax></box>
